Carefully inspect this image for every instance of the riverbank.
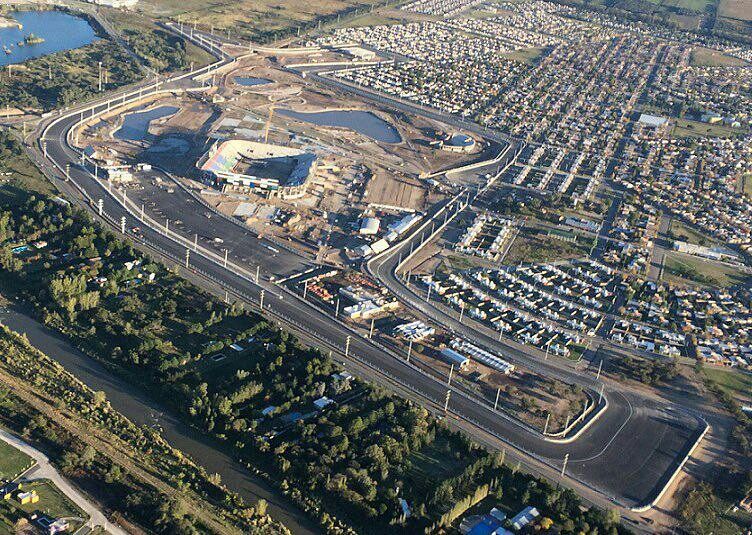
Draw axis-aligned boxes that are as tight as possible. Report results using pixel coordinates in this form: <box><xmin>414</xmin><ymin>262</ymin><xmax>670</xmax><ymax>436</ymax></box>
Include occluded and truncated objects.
<box><xmin>0</xmin><ymin>302</ymin><xmax>319</xmax><ymax>535</ymax></box>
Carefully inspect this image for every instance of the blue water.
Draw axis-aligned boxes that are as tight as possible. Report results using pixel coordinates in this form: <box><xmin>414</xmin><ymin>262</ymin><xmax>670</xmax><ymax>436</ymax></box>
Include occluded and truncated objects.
<box><xmin>278</xmin><ymin>109</ymin><xmax>401</xmax><ymax>143</ymax></box>
<box><xmin>235</xmin><ymin>76</ymin><xmax>272</xmax><ymax>87</ymax></box>
<box><xmin>115</xmin><ymin>106</ymin><xmax>179</xmax><ymax>142</ymax></box>
<box><xmin>0</xmin><ymin>11</ymin><xmax>98</xmax><ymax>67</ymax></box>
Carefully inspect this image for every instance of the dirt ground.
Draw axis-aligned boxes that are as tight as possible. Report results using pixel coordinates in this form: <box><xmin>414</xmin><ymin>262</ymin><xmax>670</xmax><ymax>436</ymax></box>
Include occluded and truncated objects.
<box><xmin>365</xmin><ymin>170</ymin><xmax>425</xmax><ymax>211</ymax></box>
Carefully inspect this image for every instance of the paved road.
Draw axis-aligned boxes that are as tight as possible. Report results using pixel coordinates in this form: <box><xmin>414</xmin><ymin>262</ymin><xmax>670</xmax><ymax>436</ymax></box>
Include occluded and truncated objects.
<box><xmin>0</xmin><ymin>428</ymin><xmax>126</xmax><ymax>535</ymax></box>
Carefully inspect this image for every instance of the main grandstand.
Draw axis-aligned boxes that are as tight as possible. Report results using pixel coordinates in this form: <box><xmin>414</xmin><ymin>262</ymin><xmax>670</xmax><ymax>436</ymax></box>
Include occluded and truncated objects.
<box><xmin>198</xmin><ymin>139</ymin><xmax>317</xmax><ymax>198</ymax></box>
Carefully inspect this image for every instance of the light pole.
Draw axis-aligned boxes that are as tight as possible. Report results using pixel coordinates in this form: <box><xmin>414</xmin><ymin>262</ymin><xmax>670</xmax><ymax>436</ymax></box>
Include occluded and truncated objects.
<box><xmin>259</xmin><ymin>290</ymin><xmax>265</xmax><ymax>310</ymax></box>
<box><xmin>406</xmin><ymin>339</ymin><xmax>413</xmax><ymax>363</ymax></box>
<box><xmin>345</xmin><ymin>335</ymin><xmax>351</xmax><ymax>357</ymax></box>
<box><xmin>560</xmin><ymin>453</ymin><xmax>569</xmax><ymax>479</ymax></box>
<box><xmin>494</xmin><ymin>386</ymin><xmax>500</xmax><ymax>410</ymax></box>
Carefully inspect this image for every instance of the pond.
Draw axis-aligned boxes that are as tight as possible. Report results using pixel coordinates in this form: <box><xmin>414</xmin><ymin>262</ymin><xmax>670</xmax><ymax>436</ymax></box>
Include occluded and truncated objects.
<box><xmin>278</xmin><ymin>109</ymin><xmax>402</xmax><ymax>143</ymax></box>
<box><xmin>0</xmin><ymin>10</ymin><xmax>98</xmax><ymax>67</ymax></box>
<box><xmin>114</xmin><ymin>106</ymin><xmax>179</xmax><ymax>142</ymax></box>
<box><xmin>234</xmin><ymin>76</ymin><xmax>272</xmax><ymax>87</ymax></box>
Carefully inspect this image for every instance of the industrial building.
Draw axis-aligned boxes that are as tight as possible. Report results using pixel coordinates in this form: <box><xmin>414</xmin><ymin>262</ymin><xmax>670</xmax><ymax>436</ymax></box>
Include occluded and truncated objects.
<box><xmin>198</xmin><ymin>139</ymin><xmax>317</xmax><ymax>199</ymax></box>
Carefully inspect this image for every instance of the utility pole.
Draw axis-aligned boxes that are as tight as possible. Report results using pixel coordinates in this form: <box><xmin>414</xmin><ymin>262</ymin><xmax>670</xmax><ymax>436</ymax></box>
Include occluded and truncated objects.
<box><xmin>599</xmin><ymin>383</ymin><xmax>605</xmax><ymax>404</ymax></box>
<box><xmin>255</xmin><ymin>265</ymin><xmax>260</xmax><ymax>284</ymax></box>
<box><xmin>42</xmin><ymin>140</ymin><xmax>47</xmax><ymax>158</ymax></box>
<box><xmin>406</xmin><ymin>339</ymin><xmax>413</xmax><ymax>363</ymax></box>
<box><xmin>543</xmin><ymin>412</ymin><xmax>551</xmax><ymax>435</ymax></box>
<box><xmin>335</xmin><ymin>298</ymin><xmax>340</xmax><ymax>318</ymax></box>
<box><xmin>98</xmin><ymin>61</ymin><xmax>103</xmax><ymax>92</ymax></box>
<box><xmin>259</xmin><ymin>290</ymin><xmax>265</xmax><ymax>310</ymax></box>
<box><xmin>224</xmin><ymin>249</ymin><xmax>228</xmax><ymax>268</ymax></box>
<box><xmin>165</xmin><ymin>219</ymin><xmax>169</xmax><ymax>233</ymax></box>
<box><xmin>369</xmin><ymin>318</ymin><xmax>375</xmax><ymax>339</ymax></box>
<box><xmin>459</xmin><ymin>302</ymin><xmax>465</xmax><ymax>324</ymax></box>
<box><xmin>141</xmin><ymin>204</ymin><xmax>145</xmax><ymax>220</ymax></box>
<box><xmin>303</xmin><ymin>280</ymin><xmax>308</xmax><ymax>299</ymax></box>
<box><xmin>596</xmin><ymin>359</ymin><xmax>603</xmax><ymax>380</ymax></box>
<box><xmin>64</xmin><ymin>163</ymin><xmax>70</xmax><ymax>181</ymax></box>
<box><xmin>444</xmin><ymin>389</ymin><xmax>451</xmax><ymax>413</ymax></box>
<box><xmin>426</xmin><ymin>282</ymin><xmax>432</xmax><ymax>302</ymax></box>
<box><xmin>564</xmin><ymin>412</ymin><xmax>571</xmax><ymax>432</ymax></box>
<box><xmin>345</xmin><ymin>335</ymin><xmax>351</xmax><ymax>357</ymax></box>
<box><xmin>447</xmin><ymin>363</ymin><xmax>454</xmax><ymax>386</ymax></box>
<box><xmin>494</xmin><ymin>387</ymin><xmax>500</xmax><ymax>410</ymax></box>
<box><xmin>194</xmin><ymin>233</ymin><xmax>198</xmax><ymax>251</ymax></box>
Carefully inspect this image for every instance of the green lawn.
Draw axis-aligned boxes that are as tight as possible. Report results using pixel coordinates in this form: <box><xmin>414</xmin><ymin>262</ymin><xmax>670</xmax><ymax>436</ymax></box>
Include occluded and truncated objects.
<box><xmin>691</xmin><ymin>47</ymin><xmax>749</xmax><ymax>67</ymax></box>
<box><xmin>18</xmin><ymin>480</ymin><xmax>87</xmax><ymax>527</ymax></box>
<box><xmin>663</xmin><ymin>252</ymin><xmax>749</xmax><ymax>287</ymax></box>
<box><xmin>501</xmin><ymin>47</ymin><xmax>547</xmax><ymax>65</ymax></box>
<box><xmin>0</xmin><ymin>441</ymin><xmax>34</xmax><ymax>480</ymax></box>
<box><xmin>404</xmin><ymin>438</ymin><xmax>470</xmax><ymax>498</ymax></box>
<box><xmin>672</xmin><ymin>118</ymin><xmax>746</xmax><ymax>139</ymax></box>
<box><xmin>703</xmin><ymin>367</ymin><xmax>752</xmax><ymax>404</ymax></box>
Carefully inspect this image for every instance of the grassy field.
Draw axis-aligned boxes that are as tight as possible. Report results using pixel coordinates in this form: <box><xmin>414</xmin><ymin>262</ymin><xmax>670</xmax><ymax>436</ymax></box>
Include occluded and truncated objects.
<box><xmin>0</xmin><ymin>133</ymin><xmax>55</xmax><ymax>200</ymax></box>
<box><xmin>691</xmin><ymin>47</ymin><xmax>749</xmax><ymax>67</ymax></box>
<box><xmin>504</xmin><ymin>228</ymin><xmax>589</xmax><ymax>266</ymax></box>
<box><xmin>404</xmin><ymin>438</ymin><xmax>470</xmax><ymax>498</ymax></box>
<box><xmin>742</xmin><ymin>173</ymin><xmax>752</xmax><ymax>199</ymax></box>
<box><xmin>663</xmin><ymin>252</ymin><xmax>750</xmax><ymax>287</ymax></box>
<box><xmin>18</xmin><ymin>480</ymin><xmax>87</xmax><ymax>529</ymax></box>
<box><xmin>719</xmin><ymin>0</ymin><xmax>752</xmax><ymax>20</ymax></box>
<box><xmin>0</xmin><ymin>441</ymin><xmax>33</xmax><ymax>480</ymax></box>
<box><xmin>703</xmin><ymin>367</ymin><xmax>752</xmax><ymax>404</ymax></box>
<box><xmin>672</xmin><ymin>118</ymin><xmax>746</xmax><ymax>139</ymax></box>
<box><xmin>669</xmin><ymin>218</ymin><xmax>716</xmax><ymax>246</ymax></box>
<box><xmin>646</xmin><ymin>0</ymin><xmax>715</xmax><ymax>12</ymax></box>
<box><xmin>134</xmin><ymin>0</ymin><xmax>387</xmax><ymax>42</ymax></box>
<box><xmin>104</xmin><ymin>9</ymin><xmax>215</xmax><ymax>69</ymax></box>
<box><xmin>501</xmin><ymin>47</ymin><xmax>547</xmax><ymax>65</ymax></box>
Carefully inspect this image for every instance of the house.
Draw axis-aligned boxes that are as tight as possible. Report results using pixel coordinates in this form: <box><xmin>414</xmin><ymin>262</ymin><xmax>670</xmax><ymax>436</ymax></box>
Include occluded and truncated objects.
<box><xmin>510</xmin><ymin>506</ymin><xmax>539</xmax><ymax>530</ymax></box>
<box><xmin>17</xmin><ymin>490</ymin><xmax>39</xmax><ymax>505</ymax></box>
<box><xmin>313</xmin><ymin>396</ymin><xmax>334</xmax><ymax>410</ymax></box>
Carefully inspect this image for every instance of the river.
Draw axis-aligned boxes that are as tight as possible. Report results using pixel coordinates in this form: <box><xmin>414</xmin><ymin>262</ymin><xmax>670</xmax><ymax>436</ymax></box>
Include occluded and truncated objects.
<box><xmin>0</xmin><ymin>304</ymin><xmax>318</xmax><ymax>535</ymax></box>
<box><xmin>0</xmin><ymin>10</ymin><xmax>98</xmax><ymax>67</ymax></box>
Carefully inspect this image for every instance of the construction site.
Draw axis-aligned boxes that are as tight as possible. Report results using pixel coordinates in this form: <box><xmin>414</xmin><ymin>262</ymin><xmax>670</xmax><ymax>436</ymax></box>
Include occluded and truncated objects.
<box><xmin>69</xmin><ymin>45</ymin><xmax>488</xmax><ymax>266</ymax></box>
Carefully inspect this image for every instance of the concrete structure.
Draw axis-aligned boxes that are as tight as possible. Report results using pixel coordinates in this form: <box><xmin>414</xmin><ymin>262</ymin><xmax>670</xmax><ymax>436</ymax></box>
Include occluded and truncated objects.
<box><xmin>673</xmin><ymin>240</ymin><xmax>741</xmax><ymax>262</ymax></box>
<box><xmin>360</xmin><ymin>217</ymin><xmax>381</xmax><ymax>235</ymax></box>
<box><xmin>198</xmin><ymin>140</ymin><xmax>317</xmax><ymax>199</ymax></box>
